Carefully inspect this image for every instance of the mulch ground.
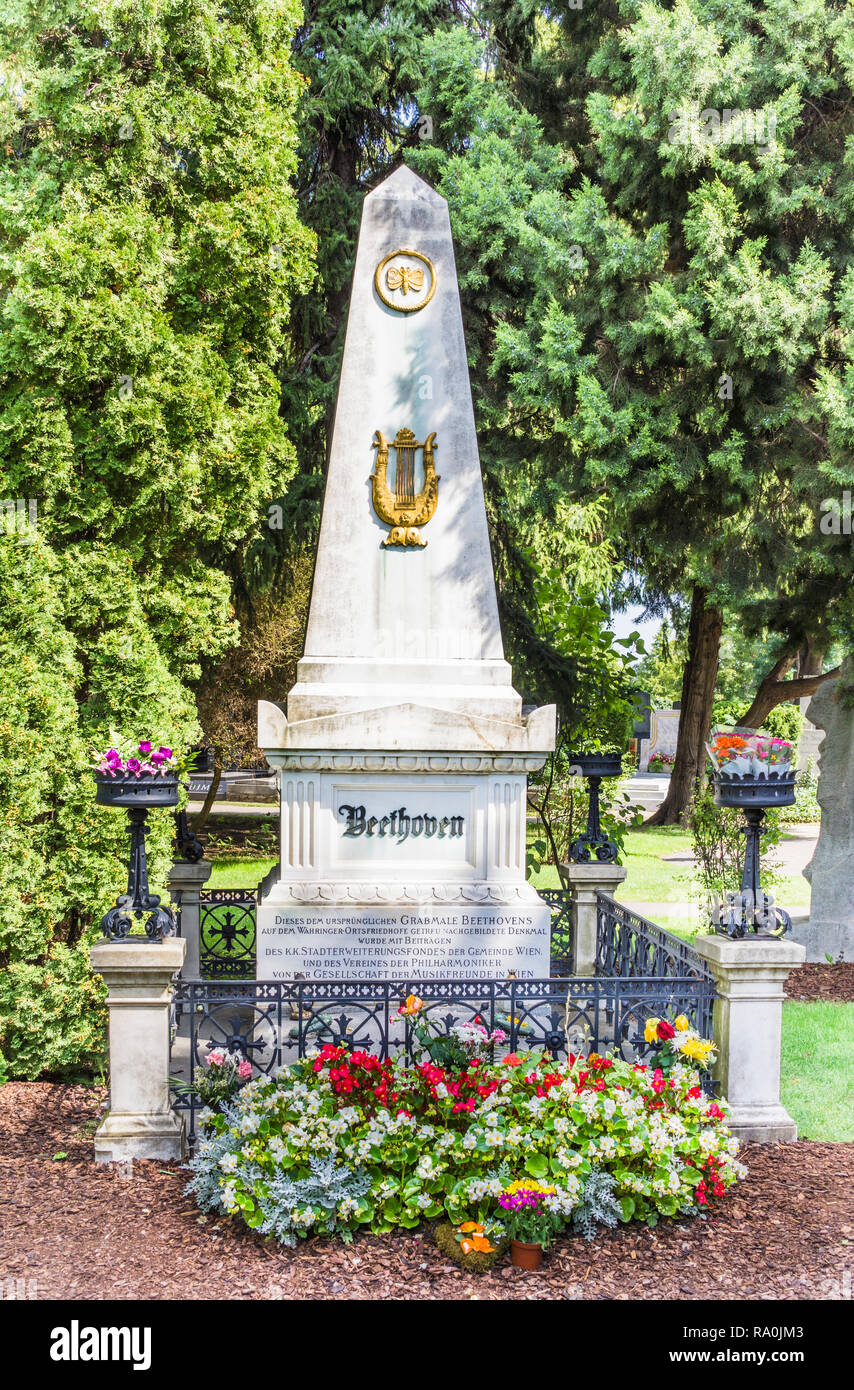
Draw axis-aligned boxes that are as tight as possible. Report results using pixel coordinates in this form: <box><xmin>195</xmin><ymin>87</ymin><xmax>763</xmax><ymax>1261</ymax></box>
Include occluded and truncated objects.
<box><xmin>1</xmin><ymin>1084</ymin><xmax>853</xmax><ymax>1300</ymax></box>
<box><xmin>786</xmin><ymin>962</ymin><xmax>854</xmax><ymax>1002</ymax></box>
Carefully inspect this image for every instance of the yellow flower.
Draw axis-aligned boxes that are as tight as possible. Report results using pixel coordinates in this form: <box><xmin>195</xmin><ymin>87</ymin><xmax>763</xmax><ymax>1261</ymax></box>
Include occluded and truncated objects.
<box><xmin>680</xmin><ymin>1037</ymin><xmax>716</xmax><ymax>1061</ymax></box>
<box><xmin>505</xmin><ymin>1179</ymin><xmax>555</xmax><ymax>1196</ymax></box>
<box><xmin>644</xmin><ymin>1018</ymin><xmax>660</xmax><ymax>1044</ymax></box>
<box><xmin>674</xmin><ymin>1015</ymin><xmax>690</xmax><ymax>1032</ymax></box>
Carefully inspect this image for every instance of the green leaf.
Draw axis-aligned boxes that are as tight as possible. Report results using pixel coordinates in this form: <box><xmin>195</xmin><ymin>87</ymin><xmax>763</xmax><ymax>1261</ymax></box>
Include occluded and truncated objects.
<box><xmin>524</xmin><ymin>1153</ymin><xmax>549</xmax><ymax>1180</ymax></box>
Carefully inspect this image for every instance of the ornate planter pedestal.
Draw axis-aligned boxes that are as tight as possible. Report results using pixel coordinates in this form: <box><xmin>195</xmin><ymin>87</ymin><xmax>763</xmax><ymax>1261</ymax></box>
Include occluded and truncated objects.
<box><xmin>566</xmin><ymin>752</ymin><xmax>623</xmax><ymax>865</ymax></box>
<box><xmin>95</xmin><ymin>774</ymin><xmax>180</xmax><ymax>941</ymax></box>
<box><xmin>711</xmin><ymin>771</ymin><xmax>797</xmax><ymax>939</ymax></box>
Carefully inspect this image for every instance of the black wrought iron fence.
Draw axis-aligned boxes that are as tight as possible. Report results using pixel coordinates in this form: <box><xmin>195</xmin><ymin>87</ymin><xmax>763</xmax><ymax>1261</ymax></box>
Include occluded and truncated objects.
<box><xmin>595</xmin><ymin>892</ymin><xmax>715</xmax><ymax>1039</ymax></box>
<box><xmin>170</xmin><ymin>971</ymin><xmax>716</xmax><ymax>1145</ymax></box>
<box><xmin>199</xmin><ymin>889</ymin><xmax>257</xmax><ymax>978</ymax></box>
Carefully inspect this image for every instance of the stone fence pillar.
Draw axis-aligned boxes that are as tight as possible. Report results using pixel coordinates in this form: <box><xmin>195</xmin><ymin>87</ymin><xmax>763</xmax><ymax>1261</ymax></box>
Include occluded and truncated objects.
<box><xmin>90</xmin><ymin>937</ymin><xmax>186</xmax><ymax>1163</ymax></box>
<box><xmin>561</xmin><ymin>862</ymin><xmax>628</xmax><ymax>975</ymax></box>
<box><xmin>694</xmin><ymin>935</ymin><xmax>805</xmax><ymax>1142</ymax></box>
<box><xmin>167</xmin><ymin>858</ymin><xmax>213</xmax><ymax>979</ymax></box>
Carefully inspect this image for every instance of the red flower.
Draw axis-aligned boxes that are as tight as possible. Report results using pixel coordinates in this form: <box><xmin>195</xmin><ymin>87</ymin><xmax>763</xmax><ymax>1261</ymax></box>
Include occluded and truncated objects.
<box><xmin>657</xmin><ymin>1020</ymin><xmax>676</xmax><ymax>1041</ymax></box>
<box><xmin>501</xmin><ymin>1054</ymin><xmax>524</xmax><ymax>1067</ymax></box>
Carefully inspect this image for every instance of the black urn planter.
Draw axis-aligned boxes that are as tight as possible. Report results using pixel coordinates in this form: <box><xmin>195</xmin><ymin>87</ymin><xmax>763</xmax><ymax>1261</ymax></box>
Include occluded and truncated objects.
<box><xmin>712</xmin><ymin>770</ymin><xmax>797</xmax><ymax>811</ymax></box>
<box><xmin>94</xmin><ymin>773</ymin><xmax>179</xmax><ymax>940</ymax></box>
<box><xmin>711</xmin><ymin>770</ymin><xmax>798</xmax><ymax>939</ymax></box>
<box><xmin>568</xmin><ymin>752</ymin><xmax>624</xmax><ymax>780</ymax></box>
<box><xmin>567</xmin><ymin>751</ymin><xmax>624</xmax><ymax>864</ymax></box>
<box><xmin>95</xmin><ymin>773</ymin><xmax>180</xmax><ymax>809</ymax></box>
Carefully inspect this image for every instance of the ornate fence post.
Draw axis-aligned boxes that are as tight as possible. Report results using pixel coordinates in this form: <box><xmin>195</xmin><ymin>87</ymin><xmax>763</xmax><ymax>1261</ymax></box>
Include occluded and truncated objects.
<box><xmin>561</xmin><ymin>863</ymin><xmax>627</xmax><ymax>974</ymax></box>
<box><xmin>167</xmin><ymin>858</ymin><xmax>213</xmax><ymax>980</ymax></box>
<box><xmin>89</xmin><ymin>937</ymin><xmax>187</xmax><ymax>1162</ymax></box>
<box><xmin>694</xmin><ymin>934</ymin><xmax>805</xmax><ymax>1141</ymax></box>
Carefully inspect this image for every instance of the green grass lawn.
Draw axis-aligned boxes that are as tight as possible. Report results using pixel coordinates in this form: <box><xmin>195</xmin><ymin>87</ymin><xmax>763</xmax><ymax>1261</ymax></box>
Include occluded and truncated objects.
<box><xmin>529</xmin><ymin>825</ymin><xmax>810</xmax><ymax>910</ymax></box>
<box><xmin>781</xmin><ymin>1001</ymin><xmax>854</xmax><ymax>1141</ymax></box>
<box><xmin>208</xmin><ymin>857</ymin><xmax>277</xmax><ymax>891</ymax></box>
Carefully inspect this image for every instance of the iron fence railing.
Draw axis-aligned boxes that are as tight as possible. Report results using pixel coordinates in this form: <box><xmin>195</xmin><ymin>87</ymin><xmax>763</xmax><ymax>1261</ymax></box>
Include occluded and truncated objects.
<box><xmin>595</xmin><ymin>891</ymin><xmax>715</xmax><ymax>1038</ymax></box>
<box><xmin>199</xmin><ymin>889</ymin><xmax>257</xmax><ymax>978</ymax></box>
<box><xmin>170</xmin><ymin>970</ymin><xmax>717</xmax><ymax>1144</ymax></box>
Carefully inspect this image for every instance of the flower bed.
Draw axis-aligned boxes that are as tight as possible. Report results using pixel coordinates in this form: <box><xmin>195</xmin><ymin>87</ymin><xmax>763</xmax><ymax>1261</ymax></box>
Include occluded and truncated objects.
<box><xmin>186</xmin><ymin>1014</ymin><xmax>743</xmax><ymax>1252</ymax></box>
<box><xmin>648</xmin><ymin>752</ymin><xmax>675</xmax><ymax>773</ymax></box>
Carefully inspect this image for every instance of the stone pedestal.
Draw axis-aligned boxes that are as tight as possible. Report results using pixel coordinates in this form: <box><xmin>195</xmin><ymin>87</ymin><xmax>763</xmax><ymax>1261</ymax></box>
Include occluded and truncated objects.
<box><xmin>167</xmin><ymin>858</ymin><xmax>213</xmax><ymax>980</ymax></box>
<box><xmin>694</xmin><ymin>934</ymin><xmax>805</xmax><ymax>1142</ymax></box>
<box><xmin>90</xmin><ymin>938</ymin><xmax>186</xmax><ymax>1162</ymax></box>
<box><xmin>561</xmin><ymin>863</ymin><xmax>628</xmax><ymax>975</ymax></box>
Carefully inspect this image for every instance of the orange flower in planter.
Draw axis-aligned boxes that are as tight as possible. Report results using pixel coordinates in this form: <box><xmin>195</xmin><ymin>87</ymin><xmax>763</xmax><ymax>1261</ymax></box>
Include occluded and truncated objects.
<box><xmin>456</xmin><ymin>1221</ymin><xmax>495</xmax><ymax>1254</ymax></box>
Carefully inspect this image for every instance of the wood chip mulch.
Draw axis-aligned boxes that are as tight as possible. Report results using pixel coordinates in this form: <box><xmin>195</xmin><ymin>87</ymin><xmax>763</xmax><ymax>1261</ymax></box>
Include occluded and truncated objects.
<box><xmin>2</xmin><ymin>1083</ymin><xmax>853</xmax><ymax>1301</ymax></box>
<box><xmin>786</xmin><ymin>962</ymin><xmax>854</xmax><ymax>1002</ymax></box>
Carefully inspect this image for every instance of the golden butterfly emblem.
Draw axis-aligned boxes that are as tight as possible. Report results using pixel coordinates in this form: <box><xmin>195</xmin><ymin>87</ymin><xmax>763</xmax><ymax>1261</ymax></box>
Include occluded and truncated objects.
<box><xmin>386</xmin><ymin>264</ymin><xmax>424</xmax><ymax>296</ymax></box>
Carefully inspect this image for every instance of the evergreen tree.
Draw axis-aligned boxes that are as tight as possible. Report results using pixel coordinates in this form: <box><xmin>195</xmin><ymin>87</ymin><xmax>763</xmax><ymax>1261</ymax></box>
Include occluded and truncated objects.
<box><xmin>0</xmin><ymin>0</ymin><xmax>313</xmax><ymax>1074</ymax></box>
<box><xmin>481</xmin><ymin>0</ymin><xmax>854</xmax><ymax>820</ymax></box>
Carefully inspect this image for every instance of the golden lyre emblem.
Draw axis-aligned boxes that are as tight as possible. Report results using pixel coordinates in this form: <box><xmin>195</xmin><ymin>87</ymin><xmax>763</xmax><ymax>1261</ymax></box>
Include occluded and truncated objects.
<box><xmin>371</xmin><ymin>428</ymin><xmax>439</xmax><ymax>548</ymax></box>
<box><xmin>374</xmin><ymin>249</ymin><xmax>436</xmax><ymax>313</ymax></box>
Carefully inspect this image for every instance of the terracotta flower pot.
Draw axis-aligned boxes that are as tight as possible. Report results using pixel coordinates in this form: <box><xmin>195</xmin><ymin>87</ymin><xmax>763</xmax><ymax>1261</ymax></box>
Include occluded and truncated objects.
<box><xmin>510</xmin><ymin>1239</ymin><xmax>543</xmax><ymax>1271</ymax></box>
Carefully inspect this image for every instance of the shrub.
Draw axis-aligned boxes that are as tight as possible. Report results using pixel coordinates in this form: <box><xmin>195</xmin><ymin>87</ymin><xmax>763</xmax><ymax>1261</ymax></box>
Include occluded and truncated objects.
<box><xmin>687</xmin><ymin>783</ymin><xmax>782</xmax><ymax>906</ymax></box>
<box><xmin>186</xmin><ymin>1042</ymin><xmax>744</xmax><ymax>1246</ymax></box>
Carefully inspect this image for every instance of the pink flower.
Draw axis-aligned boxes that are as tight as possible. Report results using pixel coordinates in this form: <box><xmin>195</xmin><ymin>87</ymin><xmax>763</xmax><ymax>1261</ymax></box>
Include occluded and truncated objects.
<box><xmin>207</xmin><ymin>1049</ymin><xmax>226</xmax><ymax>1068</ymax></box>
<box><xmin>139</xmin><ymin>741</ymin><xmax>152</xmax><ymax>753</ymax></box>
<box><xmin>237</xmin><ymin>1061</ymin><xmax>252</xmax><ymax>1079</ymax></box>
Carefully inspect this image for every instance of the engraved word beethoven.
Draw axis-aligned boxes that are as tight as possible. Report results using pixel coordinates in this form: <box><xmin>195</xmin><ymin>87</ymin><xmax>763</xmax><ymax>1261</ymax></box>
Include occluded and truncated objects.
<box><xmin>339</xmin><ymin>805</ymin><xmax>464</xmax><ymax>842</ymax></box>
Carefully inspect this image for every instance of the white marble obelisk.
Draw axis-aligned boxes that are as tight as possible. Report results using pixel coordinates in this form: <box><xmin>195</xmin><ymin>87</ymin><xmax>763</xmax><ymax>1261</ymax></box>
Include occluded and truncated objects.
<box><xmin>257</xmin><ymin>166</ymin><xmax>555</xmax><ymax>981</ymax></box>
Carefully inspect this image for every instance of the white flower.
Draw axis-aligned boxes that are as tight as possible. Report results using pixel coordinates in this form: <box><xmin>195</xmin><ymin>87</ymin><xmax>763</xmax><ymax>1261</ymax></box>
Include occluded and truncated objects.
<box><xmin>219</xmin><ymin>1152</ymin><xmax>239</xmax><ymax>1173</ymax></box>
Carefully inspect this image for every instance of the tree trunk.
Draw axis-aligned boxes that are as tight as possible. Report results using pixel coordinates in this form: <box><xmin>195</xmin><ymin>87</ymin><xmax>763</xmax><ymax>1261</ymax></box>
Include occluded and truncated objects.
<box><xmin>645</xmin><ymin>586</ymin><xmax>723</xmax><ymax>827</ymax></box>
<box><xmin>190</xmin><ymin>754</ymin><xmax>222</xmax><ymax>836</ymax></box>
<box><xmin>737</xmin><ymin>640</ymin><xmax>839</xmax><ymax>728</ymax></box>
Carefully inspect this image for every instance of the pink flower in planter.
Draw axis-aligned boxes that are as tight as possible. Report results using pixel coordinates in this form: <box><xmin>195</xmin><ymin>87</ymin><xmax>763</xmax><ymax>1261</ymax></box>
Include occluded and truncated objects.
<box><xmin>237</xmin><ymin>1061</ymin><xmax>252</xmax><ymax>1079</ymax></box>
<box><xmin>207</xmin><ymin>1049</ymin><xmax>227</xmax><ymax>1068</ymax></box>
<box><xmin>125</xmin><ymin>758</ymin><xmax>141</xmax><ymax>776</ymax></box>
<box><xmin>139</xmin><ymin>741</ymin><xmax>152</xmax><ymax>753</ymax></box>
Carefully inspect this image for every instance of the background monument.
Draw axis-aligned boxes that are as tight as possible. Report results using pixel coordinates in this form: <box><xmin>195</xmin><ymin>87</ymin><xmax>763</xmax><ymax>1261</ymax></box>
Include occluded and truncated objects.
<box><xmin>256</xmin><ymin>165</ymin><xmax>556</xmax><ymax>980</ymax></box>
<box><xmin>799</xmin><ymin>660</ymin><xmax>854</xmax><ymax>961</ymax></box>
